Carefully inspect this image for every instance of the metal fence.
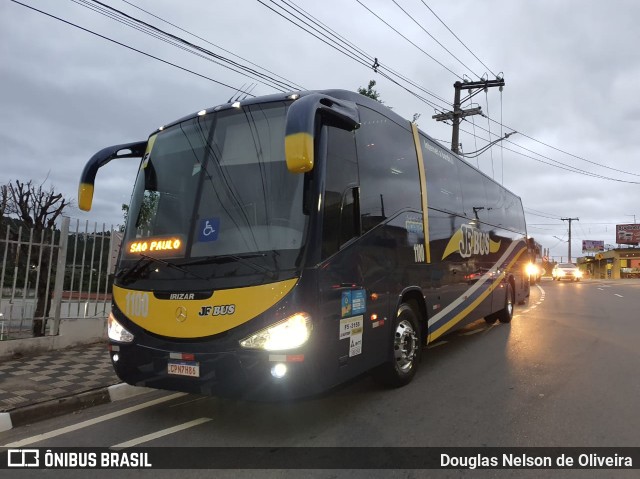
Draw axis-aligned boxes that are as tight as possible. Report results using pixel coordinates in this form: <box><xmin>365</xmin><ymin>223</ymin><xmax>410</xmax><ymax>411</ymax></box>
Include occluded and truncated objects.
<box><xmin>0</xmin><ymin>217</ymin><xmax>119</xmax><ymax>340</ymax></box>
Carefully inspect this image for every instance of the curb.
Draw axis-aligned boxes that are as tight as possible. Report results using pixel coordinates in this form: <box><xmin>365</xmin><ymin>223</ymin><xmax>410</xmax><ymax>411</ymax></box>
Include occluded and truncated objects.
<box><xmin>0</xmin><ymin>383</ymin><xmax>153</xmax><ymax>432</ymax></box>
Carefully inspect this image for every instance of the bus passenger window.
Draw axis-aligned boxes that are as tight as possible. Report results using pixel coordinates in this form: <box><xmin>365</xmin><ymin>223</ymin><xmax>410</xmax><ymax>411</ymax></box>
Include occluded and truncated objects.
<box><xmin>356</xmin><ymin>107</ymin><xmax>420</xmax><ymax>232</ymax></box>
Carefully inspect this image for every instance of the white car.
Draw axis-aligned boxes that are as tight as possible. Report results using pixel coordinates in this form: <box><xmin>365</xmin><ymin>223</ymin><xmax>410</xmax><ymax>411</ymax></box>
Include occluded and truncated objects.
<box><xmin>552</xmin><ymin>263</ymin><xmax>582</xmax><ymax>281</ymax></box>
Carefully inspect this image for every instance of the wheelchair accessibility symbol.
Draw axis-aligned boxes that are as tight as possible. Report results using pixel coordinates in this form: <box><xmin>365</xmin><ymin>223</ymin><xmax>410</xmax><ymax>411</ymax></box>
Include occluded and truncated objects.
<box><xmin>198</xmin><ymin>218</ymin><xmax>220</xmax><ymax>242</ymax></box>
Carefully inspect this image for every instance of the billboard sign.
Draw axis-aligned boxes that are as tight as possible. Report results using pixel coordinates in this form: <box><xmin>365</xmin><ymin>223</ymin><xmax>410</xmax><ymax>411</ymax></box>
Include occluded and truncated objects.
<box><xmin>582</xmin><ymin>240</ymin><xmax>604</xmax><ymax>253</ymax></box>
<box><xmin>616</xmin><ymin>224</ymin><xmax>640</xmax><ymax>244</ymax></box>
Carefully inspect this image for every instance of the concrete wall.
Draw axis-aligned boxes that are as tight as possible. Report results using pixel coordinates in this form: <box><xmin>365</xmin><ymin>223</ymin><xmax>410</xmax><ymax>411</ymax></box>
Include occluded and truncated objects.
<box><xmin>0</xmin><ymin>317</ymin><xmax>106</xmax><ymax>360</ymax></box>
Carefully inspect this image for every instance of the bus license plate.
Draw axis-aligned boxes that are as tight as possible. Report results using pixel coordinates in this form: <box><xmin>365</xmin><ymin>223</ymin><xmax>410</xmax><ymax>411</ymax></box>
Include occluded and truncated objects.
<box><xmin>167</xmin><ymin>360</ymin><xmax>200</xmax><ymax>378</ymax></box>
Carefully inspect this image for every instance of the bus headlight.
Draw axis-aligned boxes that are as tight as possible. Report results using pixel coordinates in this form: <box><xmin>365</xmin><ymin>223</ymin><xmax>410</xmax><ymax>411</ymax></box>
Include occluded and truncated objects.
<box><xmin>525</xmin><ymin>263</ymin><xmax>539</xmax><ymax>276</ymax></box>
<box><xmin>240</xmin><ymin>312</ymin><xmax>312</xmax><ymax>351</ymax></box>
<box><xmin>108</xmin><ymin>312</ymin><xmax>134</xmax><ymax>343</ymax></box>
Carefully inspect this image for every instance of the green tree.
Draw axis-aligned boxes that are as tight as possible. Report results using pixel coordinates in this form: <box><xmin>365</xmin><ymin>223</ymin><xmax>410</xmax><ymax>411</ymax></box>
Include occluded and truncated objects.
<box><xmin>358</xmin><ymin>80</ymin><xmax>382</xmax><ymax>102</ymax></box>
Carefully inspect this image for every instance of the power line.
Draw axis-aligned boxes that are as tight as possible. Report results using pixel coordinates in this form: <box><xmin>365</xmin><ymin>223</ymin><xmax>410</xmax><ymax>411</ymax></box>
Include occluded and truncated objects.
<box><xmin>459</xmin><ymin>122</ymin><xmax>640</xmax><ymax>184</ymax></box>
<box><xmin>255</xmin><ymin>0</ymin><xmax>452</xmax><ymax>112</ymax></box>
<box><xmin>390</xmin><ymin>0</ymin><xmax>481</xmax><ymax>78</ymax></box>
<box><xmin>355</xmin><ymin>0</ymin><xmax>463</xmax><ymax>79</ymax></box>
<box><xmin>10</xmin><ymin>0</ymin><xmax>257</xmax><ymax>96</ymax></box>
<box><xmin>79</xmin><ymin>0</ymin><xmax>299</xmax><ymax>92</ymax></box>
<box><xmin>525</xmin><ymin>207</ymin><xmax>563</xmax><ymax>220</ymax></box>
<box><xmin>419</xmin><ymin>0</ymin><xmax>497</xmax><ymax>78</ymax></box>
<box><xmin>119</xmin><ymin>0</ymin><xmax>305</xmax><ymax>91</ymax></box>
<box><xmin>280</xmin><ymin>0</ymin><xmax>452</xmax><ymax>107</ymax></box>
<box><xmin>495</xmin><ymin>120</ymin><xmax>640</xmax><ymax>178</ymax></box>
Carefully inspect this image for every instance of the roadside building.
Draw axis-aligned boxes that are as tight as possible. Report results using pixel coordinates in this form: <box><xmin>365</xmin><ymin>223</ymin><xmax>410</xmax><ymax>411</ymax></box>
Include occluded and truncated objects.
<box><xmin>579</xmin><ymin>248</ymin><xmax>640</xmax><ymax>279</ymax></box>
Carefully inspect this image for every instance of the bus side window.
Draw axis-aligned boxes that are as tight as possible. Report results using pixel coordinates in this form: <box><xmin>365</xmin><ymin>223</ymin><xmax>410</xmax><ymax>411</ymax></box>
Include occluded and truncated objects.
<box><xmin>356</xmin><ymin>107</ymin><xmax>420</xmax><ymax>232</ymax></box>
<box><xmin>322</xmin><ymin>127</ymin><xmax>359</xmax><ymax>259</ymax></box>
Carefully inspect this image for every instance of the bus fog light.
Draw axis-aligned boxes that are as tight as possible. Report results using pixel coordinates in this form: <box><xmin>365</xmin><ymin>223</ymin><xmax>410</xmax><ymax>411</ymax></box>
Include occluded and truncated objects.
<box><xmin>239</xmin><ymin>312</ymin><xmax>312</xmax><ymax>351</ymax></box>
<box><xmin>271</xmin><ymin>363</ymin><xmax>287</xmax><ymax>378</ymax></box>
<box><xmin>108</xmin><ymin>313</ymin><xmax>134</xmax><ymax>343</ymax></box>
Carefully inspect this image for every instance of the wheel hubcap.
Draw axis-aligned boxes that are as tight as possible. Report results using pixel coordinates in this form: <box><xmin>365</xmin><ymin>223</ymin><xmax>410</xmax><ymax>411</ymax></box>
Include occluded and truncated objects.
<box><xmin>394</xmin><ymin>319</ymin><xmax>417</xmax><ymax>373</ymax></box>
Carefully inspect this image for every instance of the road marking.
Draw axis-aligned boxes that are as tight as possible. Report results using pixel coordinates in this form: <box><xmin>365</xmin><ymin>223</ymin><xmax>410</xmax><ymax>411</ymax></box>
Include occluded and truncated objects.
<box><xmin>169</xmin><ymin>396</ymin><xmax>207</xmax><ymax>408</ymax></box>
<box><xmin>3</xmin><ymin>392</ymin><xmax>187</xmax><ymax>447</ymax></box>
<box><xmin>598</xmin><ymin>288</ymin><xmax>604</xmax><ymax>291</ymax></box>
<box><xmin>111</xmin><ymin>417</ymin><xmax>212</xmax><ymax>449</ymax></box>
<box><xmin>614</xmin><ymin>293</ymin><xmax>623</xmax><ymax>298</ymax></box>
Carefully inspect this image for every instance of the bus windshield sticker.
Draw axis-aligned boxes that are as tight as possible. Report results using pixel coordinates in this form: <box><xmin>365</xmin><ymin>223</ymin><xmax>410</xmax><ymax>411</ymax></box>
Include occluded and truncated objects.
<box><xmin>198</xmin><ymin>218</ymin><xmax>220</xmax><ymax>242</ymax></box>
<box><xmin>341</xmin><ymin>289</ymin><xmax>366</xmax><ymax>318</ymax></box>
<box><xmin>339</xmin><ymin>315</ymin><xmax>363</xmax><ymax>340</ymax></box>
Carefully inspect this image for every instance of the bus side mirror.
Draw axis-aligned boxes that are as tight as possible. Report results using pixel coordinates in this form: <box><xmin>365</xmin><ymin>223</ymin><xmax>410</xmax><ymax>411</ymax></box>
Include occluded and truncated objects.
<box><xmin>78</xmin><ymin>141</ymin><xmax>147</xmax><ymax>211</ymax></box>
<box><xmin>284</xmin><ymin>94</ymin><xmax>359</xmax><ymax>173</ymax></box>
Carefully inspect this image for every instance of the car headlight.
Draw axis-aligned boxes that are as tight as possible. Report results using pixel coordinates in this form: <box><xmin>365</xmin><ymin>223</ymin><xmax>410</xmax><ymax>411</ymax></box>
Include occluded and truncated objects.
<box><xmin>557</xmin><ymin>270</ymin><xmax>565</xmax><ymax>276</ymax></box>
<box><xmin>240</xmin><ymin>312</ymin><xmax>312</xmax><ymax>351</ymax></box>
<box><xmin>575</xmin><ymin>270</ymin><xmax>583</xmax><ymax>277</ymax></box>
<box><xmin>108</xmin><ymin>312</ymin><xmax>134</xmax><ymax>343</ymax></box>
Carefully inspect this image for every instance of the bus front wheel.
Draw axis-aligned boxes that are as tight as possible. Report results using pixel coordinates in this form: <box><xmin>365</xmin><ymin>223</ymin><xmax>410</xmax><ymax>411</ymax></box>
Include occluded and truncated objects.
<box><xmin>373</xmin><ymin>302</ymin><xmax>422</xmax><ymax>388</ymax></box>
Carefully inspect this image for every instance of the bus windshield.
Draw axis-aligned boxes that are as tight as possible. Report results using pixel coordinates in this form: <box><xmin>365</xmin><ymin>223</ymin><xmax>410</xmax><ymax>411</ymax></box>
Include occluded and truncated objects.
<box><xmin>120</xmin><ymin>101</ymin><xmax>306</xmax><ymax>284</ymax></box>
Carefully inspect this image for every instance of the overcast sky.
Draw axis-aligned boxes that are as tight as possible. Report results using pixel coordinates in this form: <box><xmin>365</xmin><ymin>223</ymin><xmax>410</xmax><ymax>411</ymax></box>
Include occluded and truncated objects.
<box><xmin>2</xmin><ymin>0</ymin><xmax>639</xmax><ymax>261</ymax></box>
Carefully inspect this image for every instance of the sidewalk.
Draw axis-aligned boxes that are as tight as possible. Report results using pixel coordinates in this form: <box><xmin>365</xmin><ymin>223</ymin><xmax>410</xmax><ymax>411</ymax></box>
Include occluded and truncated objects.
<box><xmin>0</xmin><ymin>342</ymin><xmax>127</xmax><ymax>431</ymax></box>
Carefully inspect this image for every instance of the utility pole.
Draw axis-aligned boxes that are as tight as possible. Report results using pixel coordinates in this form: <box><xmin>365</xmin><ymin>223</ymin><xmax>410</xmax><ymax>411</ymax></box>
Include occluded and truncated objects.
<box><xmin>432</xmin><ymin>77</ymin><xmax>505</xmax><ymax>154</ymax></box>
<box><xmin>561</xmin><ymin>217</ymin><xmax>579</xmax><ymax>262</ymax></box>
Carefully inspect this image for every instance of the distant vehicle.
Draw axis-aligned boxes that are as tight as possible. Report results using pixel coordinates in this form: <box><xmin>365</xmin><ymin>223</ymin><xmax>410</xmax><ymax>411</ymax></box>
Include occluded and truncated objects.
<box><xmin>526</xmin><ymin>262</ymin><xmax>542</xmax><ymax>283</ymax></box>
<box><xmin>526</xmin><ymin>238</ymin><xmax>543</xmax><ymax>284</ymax></box>
<box><xmin>552</xmin><ymin>263</ymin><xmax>582</xmax><ymax>281</ymax></box>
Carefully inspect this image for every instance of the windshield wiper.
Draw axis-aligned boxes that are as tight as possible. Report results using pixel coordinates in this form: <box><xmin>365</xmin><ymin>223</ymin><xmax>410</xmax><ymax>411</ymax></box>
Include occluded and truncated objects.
<box><xmin>117</xmin><ymin>253</ymin><xmax>206</xmax><ymax>283</ymax></box>
<box><xmin>180</xmin><ymin>253</ymin><xmax>276</xmax><ymax>279</ymax></box>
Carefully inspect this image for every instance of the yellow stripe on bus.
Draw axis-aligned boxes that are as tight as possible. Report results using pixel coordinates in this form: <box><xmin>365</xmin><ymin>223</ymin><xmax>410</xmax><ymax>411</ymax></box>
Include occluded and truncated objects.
<box><xmin>113</xmin><ymin>278</ymin><xmax>298</xmax><ymax>338</ymax></box>
<box><xmin>411</xmin><ymin>123</ymin><xmax>431</xmax><ymax>263</ymax></box>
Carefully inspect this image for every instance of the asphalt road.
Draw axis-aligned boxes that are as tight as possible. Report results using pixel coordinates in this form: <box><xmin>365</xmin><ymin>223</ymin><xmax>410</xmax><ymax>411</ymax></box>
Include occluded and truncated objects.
<box><xmin>2</xmin><ymin>278</ymin><xmax>639</xmax><ymax>478</ymax></box>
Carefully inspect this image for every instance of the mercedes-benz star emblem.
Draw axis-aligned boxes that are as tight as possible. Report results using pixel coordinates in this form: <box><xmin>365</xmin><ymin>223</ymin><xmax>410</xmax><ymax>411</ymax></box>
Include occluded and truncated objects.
<box><xmin>175</xmin><ymin>306</ymin><xmax>188</xmax><ymax>323</ymax></box>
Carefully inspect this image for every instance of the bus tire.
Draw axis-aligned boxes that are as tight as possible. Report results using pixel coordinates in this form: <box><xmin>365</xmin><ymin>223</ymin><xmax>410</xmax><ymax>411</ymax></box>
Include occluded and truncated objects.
<box><xmin>373</xmin><ymin>302</ymin><xmax>422</xmax><ymax>388</ymax></box>
<box><xmin>496</xmin><ymin>282</ymin><xmax>514</xmax><ymax>324</ymax></box>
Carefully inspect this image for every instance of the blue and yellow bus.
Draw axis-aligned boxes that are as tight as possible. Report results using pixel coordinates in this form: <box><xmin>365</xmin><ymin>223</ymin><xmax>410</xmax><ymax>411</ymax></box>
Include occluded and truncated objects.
<box><xmin>79</xmin><ymin>89</ymin><xmax>530</xmax><ymax>397</ymax></box>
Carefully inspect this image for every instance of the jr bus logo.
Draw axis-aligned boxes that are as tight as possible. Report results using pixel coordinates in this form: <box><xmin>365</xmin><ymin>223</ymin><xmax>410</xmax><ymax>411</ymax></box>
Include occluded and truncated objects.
<box><xmin>442</xmin><ymin>224</ymin><xmax>501</xmax><ymax>259</ymax></box>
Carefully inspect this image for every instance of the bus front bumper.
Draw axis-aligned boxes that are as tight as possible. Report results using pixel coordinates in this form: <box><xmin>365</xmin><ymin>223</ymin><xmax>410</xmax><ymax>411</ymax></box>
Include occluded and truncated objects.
<box><xmin>108</xmin><ymin>342</ymin><xmax>323</xmax><ymax>399</ymax></box>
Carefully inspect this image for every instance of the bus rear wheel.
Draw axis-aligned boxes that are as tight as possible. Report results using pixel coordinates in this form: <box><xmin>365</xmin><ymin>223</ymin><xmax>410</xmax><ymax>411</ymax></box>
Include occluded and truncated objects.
<box><xmin>373</xmin><ymin>302</ymin><xmax>422</xmax><ymax>388</ymax></box>
<box><xmin>485</xmin><ymin>282</ymin><xmax>514</xmax><ymax>324</ymax></box>
<box><xmin>496</xmin><ymin>282</ymin><xmax>514</xmax><ymax>323</ymax></box>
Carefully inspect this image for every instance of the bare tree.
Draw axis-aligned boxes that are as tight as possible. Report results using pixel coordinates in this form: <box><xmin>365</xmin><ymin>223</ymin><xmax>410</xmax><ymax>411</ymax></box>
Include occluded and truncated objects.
<box><xmin>0</xmin><ymin>184</ymin><xmax>10</xmax><ymax>223</ymax></box>
<box><xmin>4</xmin><ymin>179</ymin><xmax>70</xmax><ymax>336</ymax></box>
